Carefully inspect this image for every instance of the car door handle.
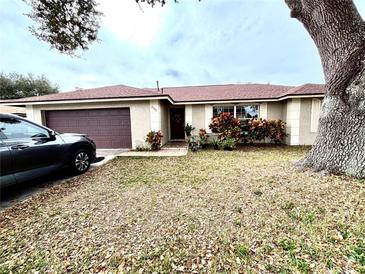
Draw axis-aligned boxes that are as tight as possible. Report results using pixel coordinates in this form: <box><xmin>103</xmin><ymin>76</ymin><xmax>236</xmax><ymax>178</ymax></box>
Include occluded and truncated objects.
<box><xmin>11</xmin><ymin>145</ymin><xmax>29</xmax><ymax>150</ymax></box>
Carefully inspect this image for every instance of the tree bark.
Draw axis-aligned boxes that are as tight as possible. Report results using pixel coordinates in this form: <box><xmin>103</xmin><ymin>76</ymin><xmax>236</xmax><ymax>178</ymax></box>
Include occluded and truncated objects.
<box><xmin>285</xmin><ymin>0</ymin><xmax>365</xmax><ymax>178</ymax></box>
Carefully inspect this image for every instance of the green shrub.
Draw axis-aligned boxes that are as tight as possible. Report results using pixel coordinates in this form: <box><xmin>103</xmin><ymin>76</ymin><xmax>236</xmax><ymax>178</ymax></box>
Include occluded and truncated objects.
<box><xmin>247</xmin><ymin>118</ymin><xmax>287</xmax><ymax>143</ymax></box>
<box><xmin>188</xmin><ymin>135</ymin><xmax>199</xmax><ymax>152</ymax></box>
<box><xmin>209</xmin><ymin>112</ymin><xmax>241</xmax><ymax>140</ymax></box>
<box><xmin>221</xmin><ymin>137</ymin><xmax>237</xmax><ymax>150</ymax></box>
<box><xmin>184</xmin><ymin>123</ymin><xmax>195</xmax><ymax>137</ymax></box>
<box><xmin>145</xmin><ymin>131</ymin><xmax>163</xmax><ymax>151</ymax></box>
<box><xmin>211</xmin><ymin>137</ymin><xmax>220</xmax><ymax>150</ymax></box>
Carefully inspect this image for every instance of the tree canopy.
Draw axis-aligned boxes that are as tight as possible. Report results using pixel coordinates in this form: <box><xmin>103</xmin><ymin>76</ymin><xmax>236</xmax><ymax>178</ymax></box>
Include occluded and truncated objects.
<box><xmin>0</xmin><ymin>73</ymin><xmax>59</xmax><ymax>99</ymax></box>
<box><xmin>26</xmin><ymin>0</ymin><xmax>102</xmax><ymax>54</ymax></box>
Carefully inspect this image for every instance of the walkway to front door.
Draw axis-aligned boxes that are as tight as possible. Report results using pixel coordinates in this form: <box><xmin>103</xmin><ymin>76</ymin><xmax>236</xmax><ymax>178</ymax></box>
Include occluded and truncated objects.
<box><xmin>118</xmin><ymin>142</ymin><xmax>188</xmax><ymax>157</ymax></box>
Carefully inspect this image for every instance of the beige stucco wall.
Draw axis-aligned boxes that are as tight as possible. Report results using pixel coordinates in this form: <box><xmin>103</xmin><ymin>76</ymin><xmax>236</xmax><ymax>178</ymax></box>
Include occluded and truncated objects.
<box><xmin>283</xmin><ymin>98</ymin><xmax>321</xmax><ymax>146</ymax></box>
<box><xmin>285</xmin><ymin>99</ymin><xmax>301</xmax><ymax>145</ymax></box>
<box><xmin>192</xmin><ymin>104</ymin><xmax>206</xmax><ymax>134</ymax></box>
<box><xmin>259</xmin><ymin>103</ymin><xmax>268</xmax><ymax>119</ymax></box>
<box><xmin>281</xmin><ymin>102</ymin><xmax>288</xmax><ymax>144</ymax></box>
<box><xmin>282</xmin><ymin>102</ymin><xmax>287</xmax><ymax>122</ymax></box>
<box><xmin>159</xmin><ymin>100</ymin><xmax>169</xmax><ymax>145</ymax></box>
<box><xmin>26</xmin><ymin>101</ymin><xmax>151</xmax><ymax>149</ymax></box>
<box><xmin>299</xmin><ymin>98</ymin><xmax>318</xmax><ymax>145</ymax></box>
<box><xmin>267</xmin><ymin>102</ymin><xmax>283</xmax><ymax>120</ymax></box>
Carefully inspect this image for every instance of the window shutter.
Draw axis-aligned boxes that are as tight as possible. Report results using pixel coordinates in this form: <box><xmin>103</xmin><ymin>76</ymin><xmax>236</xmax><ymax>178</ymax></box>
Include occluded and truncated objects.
<box><xmin>310</xmin><ymin>99</ymin><xmax>322</xmax><ymax>133</ymax></box>
<box><xmin>259</xmin><ymin>103</ymin><xmax>267</xmax><ymax>119</ymax></box>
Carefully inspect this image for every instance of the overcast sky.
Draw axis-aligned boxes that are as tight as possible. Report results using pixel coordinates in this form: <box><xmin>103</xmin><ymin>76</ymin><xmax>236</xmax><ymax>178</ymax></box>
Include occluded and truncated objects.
<box><xmin>0</xmin><ymin>0</ymin><xmax>364</xmax><ymax>92</ymax></box>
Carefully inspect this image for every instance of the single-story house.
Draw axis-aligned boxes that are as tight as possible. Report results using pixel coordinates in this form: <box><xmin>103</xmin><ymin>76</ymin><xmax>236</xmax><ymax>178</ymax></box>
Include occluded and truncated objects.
<box><xmin>1</xmin><ymin>83</ymin><xmax>325</xmax><ymax>149</ymax></box>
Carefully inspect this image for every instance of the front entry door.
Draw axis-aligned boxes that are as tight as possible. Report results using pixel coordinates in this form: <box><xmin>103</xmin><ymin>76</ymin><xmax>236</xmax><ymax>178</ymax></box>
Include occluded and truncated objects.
<box><xmin>170</xmin><ymin>108</ymin><xmax>185</xmax><ymax>140</ymax></box>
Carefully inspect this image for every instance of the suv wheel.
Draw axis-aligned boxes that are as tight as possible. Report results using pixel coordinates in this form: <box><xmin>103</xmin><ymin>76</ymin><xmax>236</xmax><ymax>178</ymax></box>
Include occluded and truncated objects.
<box><xmin>72</xmin><ymin>149</ymin><xmax>91</xmax><ymax>174</ymax></box>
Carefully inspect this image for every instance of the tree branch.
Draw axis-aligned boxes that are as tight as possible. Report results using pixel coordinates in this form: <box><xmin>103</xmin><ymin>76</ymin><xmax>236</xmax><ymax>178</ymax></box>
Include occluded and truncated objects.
<box><xmin>285</xmin><ymin>0</ymin><xmax>365</xmax><ymax>96</ymax></box>
<box><xmin>284</xmin><ymin>0</ymin><xmax>304</xmax><ymax>19</ymax></box>
<box><xmin>327</xmin><ymin>45</ymin><xmax>365</xmax><ymax>98</ymax></box>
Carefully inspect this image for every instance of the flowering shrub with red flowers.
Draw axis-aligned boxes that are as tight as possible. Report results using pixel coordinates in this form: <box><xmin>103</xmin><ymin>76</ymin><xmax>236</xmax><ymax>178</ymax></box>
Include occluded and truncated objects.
<box><xmin>267</xmin><ymin>120</ymin><xmax>287</xmax><ymax>142</ymax></box>
<box><xmin>146</xmin><ymin>130</ymin><xmax>164</xmax><ymax>150</ymax></box>
<box><xmin>198</xmin><ymin>128</ymin><xmax>208</xmax><ymax>141</ymax></box>
<box><xmin>248</xmin><ymin>119</ymin><xmax>286</xmax><ymax>143</ymax></box>
<box><xmin>198</xmin><ymin>128</ymin><xmax>209</xmax><ymax>148</ymax></box>
<box><xmin>209</xmin><ymin>112</ymin><xmax>241</xmax><ymax>140</ymax></box>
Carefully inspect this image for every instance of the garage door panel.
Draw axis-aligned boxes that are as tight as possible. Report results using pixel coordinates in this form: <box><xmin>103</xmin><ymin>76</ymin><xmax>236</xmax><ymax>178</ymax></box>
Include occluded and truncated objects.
<box><xmin>110</xmin><ymin>120</ymin><xmax>123</xmax><ymax>126</ymax></box>
<box><xmin>45</xmin><ymin>108</ymin><xmax>132</xmax><ymax>148</ymax></box>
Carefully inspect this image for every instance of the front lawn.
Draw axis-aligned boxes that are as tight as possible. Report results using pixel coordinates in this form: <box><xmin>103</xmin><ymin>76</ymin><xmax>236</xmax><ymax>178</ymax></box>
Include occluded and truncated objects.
<box><xmin>0</xmin><ymin>147</ymin><xmax>364</xmax><ymax>273</ymax></box>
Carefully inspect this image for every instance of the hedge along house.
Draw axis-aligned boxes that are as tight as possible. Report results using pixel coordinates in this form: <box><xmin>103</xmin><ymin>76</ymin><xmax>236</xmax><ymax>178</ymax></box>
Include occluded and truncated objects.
<box><xmin>2</xmin><ymin>83</ymin><xmax>325</xmax><ymax>149</ymax></box>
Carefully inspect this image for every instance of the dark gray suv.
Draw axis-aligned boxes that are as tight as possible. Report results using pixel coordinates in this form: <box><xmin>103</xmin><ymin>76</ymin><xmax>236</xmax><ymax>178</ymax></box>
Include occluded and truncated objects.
<box><xmin>0</xmin><ymin>113</ymin><xmax>96</xmax><ymax>188</ymax></box>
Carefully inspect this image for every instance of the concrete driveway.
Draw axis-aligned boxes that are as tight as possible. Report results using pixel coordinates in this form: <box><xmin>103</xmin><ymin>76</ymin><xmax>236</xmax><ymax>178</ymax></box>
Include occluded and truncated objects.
<box><xmin>93</xmin><ymin>149</ymin><xmax>128</xmax><ymax>166</ymax></box>
<box><xmin>0</xmin><ymin>149</ymin><xmax>128</xmax><ymax>211</ymax></box>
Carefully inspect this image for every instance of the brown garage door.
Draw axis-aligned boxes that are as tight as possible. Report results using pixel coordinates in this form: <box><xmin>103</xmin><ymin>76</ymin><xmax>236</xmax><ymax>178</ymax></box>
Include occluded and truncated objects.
<box><xmin>45</xmin><ymin>108</ymin><xmax>132</xmax><ymax>148</ymax></box>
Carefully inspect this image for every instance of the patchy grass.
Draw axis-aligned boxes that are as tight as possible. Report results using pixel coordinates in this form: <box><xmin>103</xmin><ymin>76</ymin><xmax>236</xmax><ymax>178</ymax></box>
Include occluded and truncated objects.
<box><xmin>0</xmin><ymin>146</ymin><xmax>364</xmax><ymax>273</ymax></box>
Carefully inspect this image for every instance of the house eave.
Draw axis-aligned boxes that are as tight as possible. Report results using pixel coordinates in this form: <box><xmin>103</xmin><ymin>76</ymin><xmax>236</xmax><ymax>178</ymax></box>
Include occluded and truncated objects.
<box><xmin>1</xmin><ymin>93</ymin><xmax>325</xmax><ymax>107</ymax></box>
<box><xmin>279</xmin><ymin>94</ymin><xmax>325</xmax><ymax>101</ymax></box>
<box><xmin>172</xmin><ymin>98</ymin><xmax>279</xmax><ymax>105</ymax></box>
<box><xmin>171</xmin><ymin>94</ymin><xmax>325</xmax><ymax>105</ymax></box>
<box><xmin>1</xmin><ymin>95</ymin><xmax>174</xmax><ymax>106</ymax></box>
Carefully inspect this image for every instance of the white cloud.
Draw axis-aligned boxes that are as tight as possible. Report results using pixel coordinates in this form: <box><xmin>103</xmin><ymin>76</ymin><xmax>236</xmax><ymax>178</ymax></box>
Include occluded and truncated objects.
<box><xmin>99</xmin><ymin>0</ymin><xmax>170</xmax><ymax>47</ymax></box>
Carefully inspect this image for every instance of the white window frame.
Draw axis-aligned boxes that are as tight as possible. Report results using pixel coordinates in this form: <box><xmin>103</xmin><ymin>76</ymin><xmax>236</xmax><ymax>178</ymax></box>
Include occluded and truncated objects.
<box><xmin>235</xmin><ymin>104</ymin><xmax>260</xmax><ymax>120</ymax></box>
<box><xmin>212</xmin><ymin>104</ymin><xmax>260</xmax><ymax>120</ymax></box>
<box><xmin>212</xmin><ymin>105</ymin><xmax>235</xmax><ymax>118</ymax></box>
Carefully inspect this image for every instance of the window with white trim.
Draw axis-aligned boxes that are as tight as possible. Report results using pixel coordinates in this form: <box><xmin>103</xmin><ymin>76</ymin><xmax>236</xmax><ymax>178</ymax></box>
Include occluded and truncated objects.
<box><xmin>212</xmin><ymin>105</ymin><xmax>234</xmax><ymax>117</ymax></box>
<box><xmin>212</xmin><ymin>105</ymin><xmax>260</xmax><ymax>119</ymax></box>
<box><xmin>236</xmin><ymin>105</ymin><xmax>259</xmax><ymax>119</ymax></box>
<box><xmin>310</xmin><ymin>98</ymin><xmax>322</xmax><ymax>133</ymax></box>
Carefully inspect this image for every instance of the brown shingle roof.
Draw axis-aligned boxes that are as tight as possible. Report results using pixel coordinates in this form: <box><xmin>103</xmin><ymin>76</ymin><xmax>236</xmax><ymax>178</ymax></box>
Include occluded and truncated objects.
<box><xmin>281</xmin><ymin>83</ymin><xmax>326</xmax><ymax>97</ymax></box>
<box><xmin>1</xmin><ymin>83</ymin><xmax>325</xmax><ymax>105</ymax></box>
<box><xmin>159</xmin><ymin>83</ymin><xmax>294</xmax><ymax>102</ymax></box>
<box><xmin>159</xmin><ymin>83</ymin><xmax>325</xmax><ymax>102</ymax></box>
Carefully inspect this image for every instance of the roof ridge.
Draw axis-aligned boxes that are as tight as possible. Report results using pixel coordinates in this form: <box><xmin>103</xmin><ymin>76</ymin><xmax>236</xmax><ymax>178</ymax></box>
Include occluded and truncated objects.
<box><xmin>160</xmin><ymin>83</ymin><xmax>295</xmax><ymax>89</ymax></box>
<box><xmin>161</xmin><ymin>83</ymin><xmax>236</xmax><ymax>89</ymax></box>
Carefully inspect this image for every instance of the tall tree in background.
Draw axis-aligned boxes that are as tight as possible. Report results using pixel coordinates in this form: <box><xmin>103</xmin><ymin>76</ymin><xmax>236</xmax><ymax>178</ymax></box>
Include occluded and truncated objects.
<box><xmin>0</xmin><ymin>73</ymin><xmax>59</xmax><ymax>99</ymax></box>
<box><xmin>23</xmin><ymin>0</ymin><xmax>365</xmax><ymax>178</ymax></box>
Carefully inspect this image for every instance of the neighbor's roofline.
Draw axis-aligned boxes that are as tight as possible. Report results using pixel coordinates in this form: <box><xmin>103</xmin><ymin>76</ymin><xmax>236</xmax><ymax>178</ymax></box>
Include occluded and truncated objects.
<box><xmin>2</xmin><ymin>93</ymin><xmax>325</xmax><ymax>106</ymax></box>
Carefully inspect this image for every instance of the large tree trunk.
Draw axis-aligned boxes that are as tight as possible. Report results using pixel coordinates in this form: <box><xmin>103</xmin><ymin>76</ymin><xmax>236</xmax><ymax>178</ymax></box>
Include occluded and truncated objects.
<box><xmin>285</xmin><ymin>0</ymin><xmax>365</xmax><ymax>178</ymax></box>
